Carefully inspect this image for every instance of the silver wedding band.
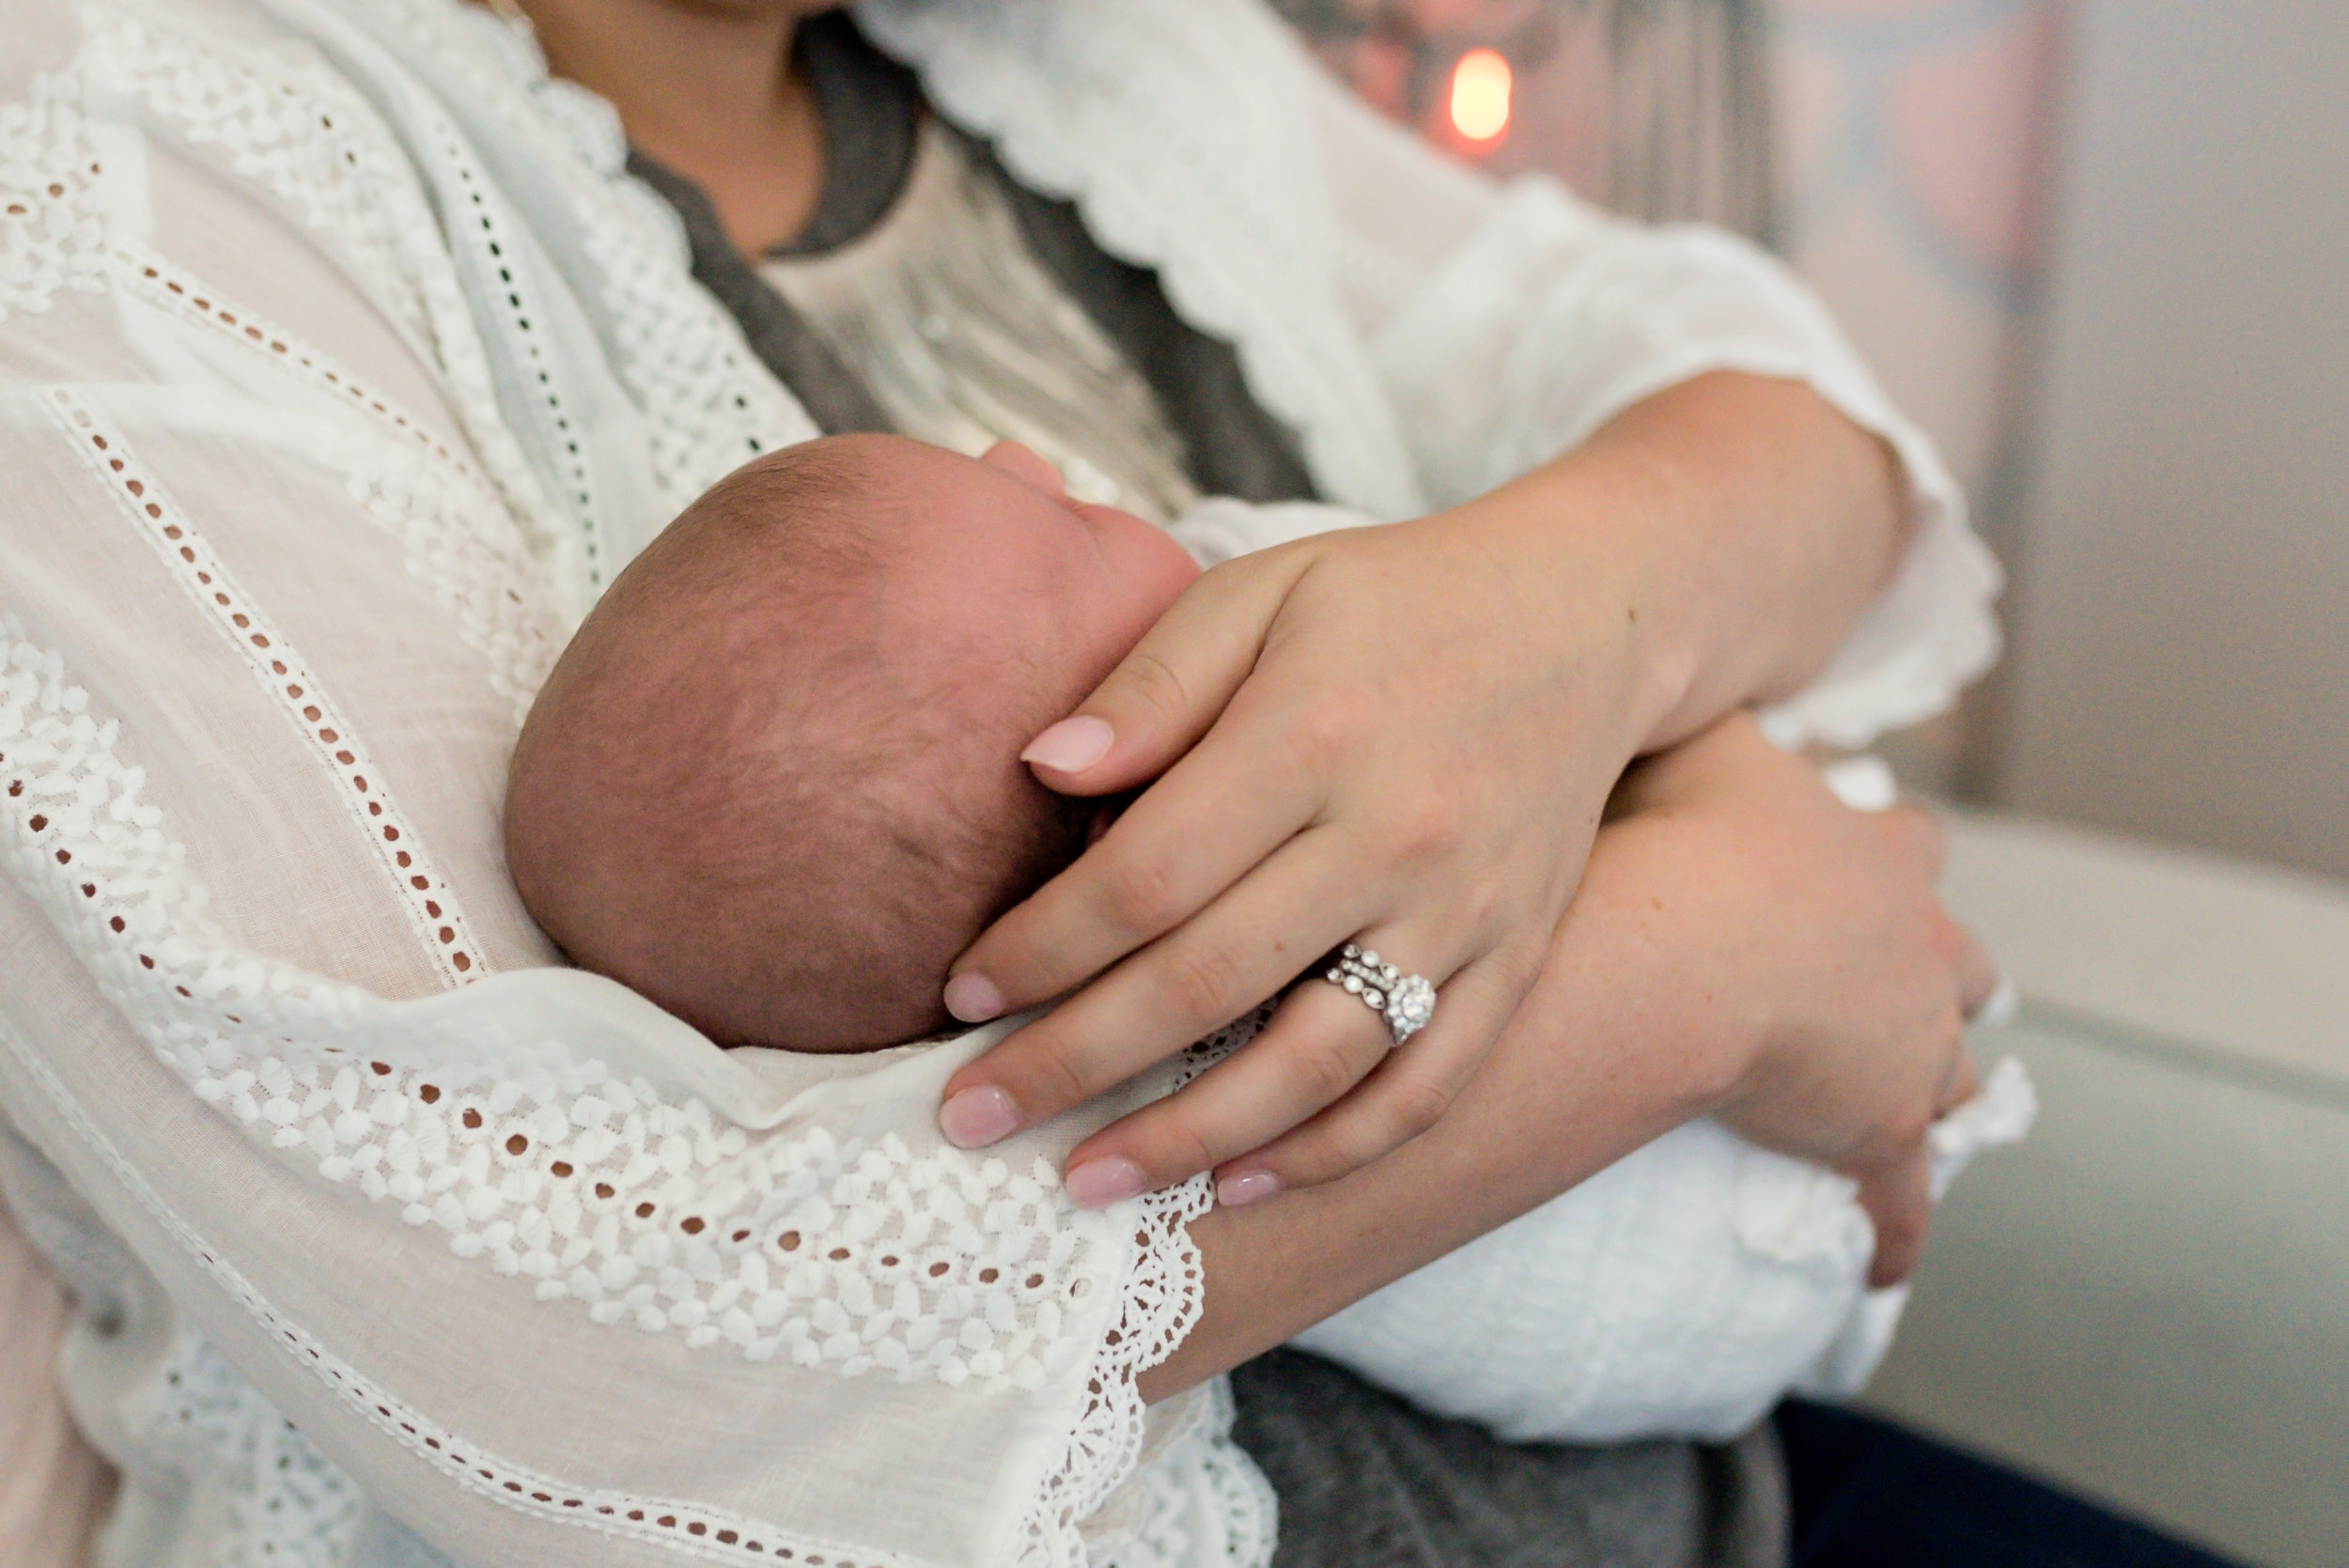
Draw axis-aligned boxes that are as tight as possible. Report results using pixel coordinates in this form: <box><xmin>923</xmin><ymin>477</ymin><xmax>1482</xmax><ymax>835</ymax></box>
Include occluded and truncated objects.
<box><xmin>1322</xmin><ymin>943</ymin><xmax>1437</xmax><ymax>1047</ymax></box>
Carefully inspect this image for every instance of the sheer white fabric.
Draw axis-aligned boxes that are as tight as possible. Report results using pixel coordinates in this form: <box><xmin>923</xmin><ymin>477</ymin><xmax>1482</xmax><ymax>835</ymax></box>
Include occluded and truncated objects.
<box><xmin>0</xmin><ymin>2</ymin><xmax>1996</xmax><ymax>1566</ymax></box>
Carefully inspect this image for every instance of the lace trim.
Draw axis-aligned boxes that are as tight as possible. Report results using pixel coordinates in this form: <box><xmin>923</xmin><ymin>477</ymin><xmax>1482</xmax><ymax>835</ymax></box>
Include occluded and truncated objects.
<box><xmin>44</xmin><ymin>388</ymin><xmax>489</xmax><ymax>989</ymax></box>
<box><xmin>368</xmin><ymin>0</ymin><xmax>817</xmax><ymax>517</ymax></box>
<box><xmin>1096</xmin><ymin>1381</ymin><xmax>1277</xmax><ymax>1568</ymax></box>
<box><xmin>1035</xmin><ymin>1032</ymin><xmax>1264</xmax><ymax>1568</ymax></box>
<box><xmin>93</xmin><ymin>5</ymin><xmax>428</xmax><ymax>349</ymax></box>
<box><xmin>89</xmin><ymin>3</ymin><xmax>584</xmax><ymax>615</ymax></box>
<box><xmin>0</xmin><ymin>66</ymin><xmax>107</xmax><ymax>322</ymax></box>
<box><xmin>854</xmin><ymin>0</ymin><xmax>1425</xmax><ymax>523</ymax></box>
<box><xmin>124</xmin><ymin>1330</ymin><xmax>368</xmax><ymax>1568</ymax></box>
<box><xmin>1024</xmin><ymin>1172</ymin><xmax>1214</xmax><ymax>1566</ymax></box>
<box><xmin>381</xmin><ymin>54</ymin><xmax>619</xmax><ymax>593</ymax></box>
<box><xmin>0</xmin><ymin>1015</ymin><xmax>916</xmax><ymax>1568</ymax></box>
<box><xmin>118</xmin><ymin>253</ymin><xmax>560</xmax><ymax>721</ymax></box>
<box><xmin>9</xmin><ymin>6</ymin><xmax>1249</xmax><ymax>1547</ymax></box>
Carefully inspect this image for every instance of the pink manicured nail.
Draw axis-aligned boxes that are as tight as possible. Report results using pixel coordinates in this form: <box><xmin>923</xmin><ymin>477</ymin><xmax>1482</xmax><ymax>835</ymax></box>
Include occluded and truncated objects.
<box><xmin>1020</xmin><ymin>715</ymin><xmax>1114</xmax><ymax>773</ymax></box>
<box><xmin>943</xmin><ymin>971</ymin><xmax>1005</xmax><ymax>1023</ymax></box>
<box><xmin>1217</xmin><ymin>1171</ymin><xmax>1282</xmax><ymax>1208</ymax></box>
<box><xmin>939</xmin><ymin>1085</ymin><xmax>1020</xmax><ymax>1148</ymax></box>
<box><xmin>1063</xmin><ymin>1157</ymin><xmax>1147</xmax><ymax>1209</ymax></box>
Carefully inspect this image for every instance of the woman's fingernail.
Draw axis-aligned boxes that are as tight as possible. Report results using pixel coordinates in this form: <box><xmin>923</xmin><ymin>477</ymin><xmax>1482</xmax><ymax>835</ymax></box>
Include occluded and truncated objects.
<box><xmin>1217</xmin><ymin>1170</ymin><xmax>1282</xmax><ymax>1208</ymax></box>
<box><xmin>940</xmin><ymin>1085</ymin><xmax>1020</xmax><ymax>1148</ymax></box>
<box><xmin>1021</xmin><ymin>715</ymin><xmax>1114</xmax><ymax>773</ymax></box>
<box><xmin>1063</xmin><ymin>1157</ymin><xmax>1147</xmax><ymax>1209</ymax></box>
<box><xmin>943</xmin><ymin>971</ymin><xmax>1005</xmax><ymax>1023</ymax></box>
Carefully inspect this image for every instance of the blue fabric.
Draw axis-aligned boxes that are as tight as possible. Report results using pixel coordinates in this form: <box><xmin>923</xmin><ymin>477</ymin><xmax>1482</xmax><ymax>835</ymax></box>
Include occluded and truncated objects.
<box><xmin>1777</xmin><ymin>1400</ymin><xmax>2247</xmax><ymax>1568</ymax></box>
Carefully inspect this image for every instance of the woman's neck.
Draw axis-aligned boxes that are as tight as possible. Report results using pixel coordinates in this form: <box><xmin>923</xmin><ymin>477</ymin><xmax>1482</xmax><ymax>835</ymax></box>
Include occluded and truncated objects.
<box><xmin>515</xmin><ymin>0</ymin><xmax>827</xmax><ymax>256</ymax></box>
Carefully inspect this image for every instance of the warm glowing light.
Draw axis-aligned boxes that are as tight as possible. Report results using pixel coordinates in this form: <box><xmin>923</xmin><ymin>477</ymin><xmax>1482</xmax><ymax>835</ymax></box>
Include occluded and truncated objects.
<box><xmin>1448</xmin><ymin>48</ymin><xmax>1513</xmax><ymax>143</ymax></box>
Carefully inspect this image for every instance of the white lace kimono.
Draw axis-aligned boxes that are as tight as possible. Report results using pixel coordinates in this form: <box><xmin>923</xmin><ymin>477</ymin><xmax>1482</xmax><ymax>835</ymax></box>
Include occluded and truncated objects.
<box><xmin>0</xmin><ymin>1</ymin><xmax>2000</xmax><ymax>1566</ymax></box>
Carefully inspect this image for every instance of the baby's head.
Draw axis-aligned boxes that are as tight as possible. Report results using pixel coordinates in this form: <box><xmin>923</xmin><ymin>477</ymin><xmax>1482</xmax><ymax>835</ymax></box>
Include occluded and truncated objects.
<box><xmin>506</xmin><ymin>435</ymin><xmax>1199</xmax><ymax>1050</ymax></box>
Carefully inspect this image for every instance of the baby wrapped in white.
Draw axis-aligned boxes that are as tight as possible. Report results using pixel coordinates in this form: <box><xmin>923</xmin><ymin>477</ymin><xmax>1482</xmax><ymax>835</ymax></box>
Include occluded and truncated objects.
<box><xmin>1174</xmin><ymin>499</ymin><xmax>2035</xmax><ymax>1445</ymax></box>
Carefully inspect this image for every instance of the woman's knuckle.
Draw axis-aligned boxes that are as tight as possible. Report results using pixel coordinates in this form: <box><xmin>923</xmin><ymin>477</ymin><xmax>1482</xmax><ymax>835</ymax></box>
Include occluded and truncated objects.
<box><xmin>1484</xmin><ymin>937</ymin><xmax>1546</xmax><ymax>995</ymax></box>
<box><xmin>1102</xmin><ymin>849</ymin><xmax>1182</xmax><ymax>933</ymax></box>
<box><xmin>1290</xmin><ymin>699</ymin><xmax>1367</xmax><ymax>770</ymax></box>
<box><xmin>1288</xmin><ymin>1035</ymin><xmax>1368</xmax><ymax>1107</ymax></box>
<box><xmin>1145</xmin><ymin>1121</ymin><xmax>1219</xmax><ymax>1184</ymax></box>
<box><xmin>1386</xmin><ymin>797</ymin><xmax>1462</xmax><ymax>865</ymax></box>
<box><xmin>1324</xmin><ymin>1117</ymin><xmax>1391</xmax><ymax>1173</ymax></box>
<box><xmin>1162</xmin><ymin>941</ymin><xmax>1249</xmax><ymax>1026</ymax></box>
<box><xmin>1455</xmin><ymin>881</ymin><xmax>1507</xmax><ymax>937</ymax></box>
<box><xmin>1380</xmin><ymin>1077</ymin><xmax>1455</xmax><ymax>1143</ymax></box>
<box><xmin>1111</xmin><ymin>652</ymin><xmax>1191</xmax><ymax>726</ymax></box>
<box><xmin>1017</xmin><ymin>1039</ymin><xmax>1097</xmax><ymax>1116</ymax></box>
<box><xmin>1277</xmin><ymin>1142</ymin><xmax>1347</xmax><ymax>1192</ymax></box>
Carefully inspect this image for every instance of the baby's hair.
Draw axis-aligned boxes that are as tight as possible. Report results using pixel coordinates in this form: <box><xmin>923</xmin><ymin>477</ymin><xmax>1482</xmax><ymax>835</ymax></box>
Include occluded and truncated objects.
<box><xmin>506</xmin><ymin>437</ymin><xmax>1092</xmax><ymax>1050</ymax></box>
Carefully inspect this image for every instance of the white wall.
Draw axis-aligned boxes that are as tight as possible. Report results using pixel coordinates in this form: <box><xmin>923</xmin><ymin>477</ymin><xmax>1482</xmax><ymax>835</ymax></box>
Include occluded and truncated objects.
<box><xmin>1991</xmin><ymin>0</ymin><xmax>2349</xmax><ymax>877</ymax></box>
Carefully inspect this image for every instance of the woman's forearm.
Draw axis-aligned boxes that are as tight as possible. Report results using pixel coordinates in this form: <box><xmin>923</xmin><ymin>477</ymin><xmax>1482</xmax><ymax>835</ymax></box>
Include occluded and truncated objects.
<box><xmin>1138</xmin><ymin>811</ymin><xmax>1735</xmax><ymax>1400</ymax></box>
<box><xmin>1447</xmin><ymin>369</ymin><xmax>1910</xmax><ymax>753</ymax></box>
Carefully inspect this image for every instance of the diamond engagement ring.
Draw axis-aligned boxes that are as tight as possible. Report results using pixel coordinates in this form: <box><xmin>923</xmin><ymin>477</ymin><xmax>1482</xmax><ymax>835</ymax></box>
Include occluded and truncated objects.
<box><xmin>1322</xmin><ymin>943</ymin><xmax>1438</xmax><ymax>1046</ymax></box>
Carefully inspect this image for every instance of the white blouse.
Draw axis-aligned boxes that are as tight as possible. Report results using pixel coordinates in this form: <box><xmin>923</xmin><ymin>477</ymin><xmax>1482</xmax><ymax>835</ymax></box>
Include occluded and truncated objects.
<box><xmin>0</xmin><ymin>2</ymin><xmax>1999</xmax><ymax>1567</ymax></box>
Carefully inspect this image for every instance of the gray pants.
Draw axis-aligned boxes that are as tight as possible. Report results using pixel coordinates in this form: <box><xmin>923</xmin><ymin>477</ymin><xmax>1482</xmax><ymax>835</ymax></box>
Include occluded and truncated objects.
<box><xmin>1230</xmin><ymin>1350</ymin><xmax>1788</xmax><ymax>1568</ymax></box>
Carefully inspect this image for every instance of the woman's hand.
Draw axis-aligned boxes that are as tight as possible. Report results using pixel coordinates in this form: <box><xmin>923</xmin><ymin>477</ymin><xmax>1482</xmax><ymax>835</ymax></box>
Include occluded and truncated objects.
<box><xmin>1146</xmin><ymin>716</ymin><xmax>1997</xmax><ymax>1395</ymax></box>
<box><xmin>931</xmin><ymin>373</ymin><xmax>1910</xmax><ymax>1210</ymax></box>
<box><xmin>1608</xmin><ymin>716</ymin><xmax>1999</xmax><ymax>1285</ymax></box>
<box><xmin>934</xmin><ymin>500</ymin><xmax>1672</xmax><ymax>1207</ymax></box>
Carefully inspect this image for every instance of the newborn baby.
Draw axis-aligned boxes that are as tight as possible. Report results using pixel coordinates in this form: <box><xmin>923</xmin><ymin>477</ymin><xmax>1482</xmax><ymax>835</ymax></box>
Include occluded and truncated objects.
<box><xmin>507</xmin><ymin>433</ymin><xmax>1206</xmax><ymax>1052</ymax></box>
<box><xmin>507</xmin><ymin>432</ymin><xmax>2030</xmax><ymax>1442</ymax></box>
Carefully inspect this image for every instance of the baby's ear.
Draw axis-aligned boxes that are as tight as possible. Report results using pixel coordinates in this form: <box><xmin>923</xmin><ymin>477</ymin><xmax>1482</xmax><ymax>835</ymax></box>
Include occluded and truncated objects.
<box><xmin>982</xmin><ymin>440</ymin><xmax>1066</xmax><ymax>497</ymax></box>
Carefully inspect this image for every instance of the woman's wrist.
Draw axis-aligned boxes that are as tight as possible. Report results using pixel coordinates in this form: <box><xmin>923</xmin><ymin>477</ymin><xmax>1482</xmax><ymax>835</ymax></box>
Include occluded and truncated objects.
<box><xmin>1435</xmin><ymin>370</ymin><xmax>1909</xmax><ymax>755</ymax></box>
<box><xmin>1424</xmin><ymin>458</ymin><xmax>1695</xmax><ymax>767</ymax></box>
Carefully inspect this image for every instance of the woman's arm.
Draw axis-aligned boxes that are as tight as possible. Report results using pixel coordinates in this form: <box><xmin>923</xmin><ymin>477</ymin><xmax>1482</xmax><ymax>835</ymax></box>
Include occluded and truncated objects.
<box><xmin>1143</xmin><ymin>716</ymin><xmax>1993</xmax><ymax>1400</ymax></box>
<box><xmin>938</xmin><ymin>374</ymin><xmax>1940</xmax><ymax>1199</ymax></box>
<box><xmin>1442</xmin><ymin>368</ymin><xmax>1907</xmax><ymax>749</ymax></box>
<box><xmin>933</xmin><ymin>52</ymin><xmax>1998</xmax><ymax>1208</ymax></box>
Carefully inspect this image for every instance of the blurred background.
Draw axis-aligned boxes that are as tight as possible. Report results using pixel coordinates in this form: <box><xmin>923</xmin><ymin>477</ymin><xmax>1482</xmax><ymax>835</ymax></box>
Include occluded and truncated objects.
<box><xmin>1272</xmin><ymin>5</ymin><xmax>2348</xmax><ymax>1566</ymax></box>
<box><xmin>1276</xmin><ymin>0</ymin><xmax>2349</xmax><ymax>883</ymax></box>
